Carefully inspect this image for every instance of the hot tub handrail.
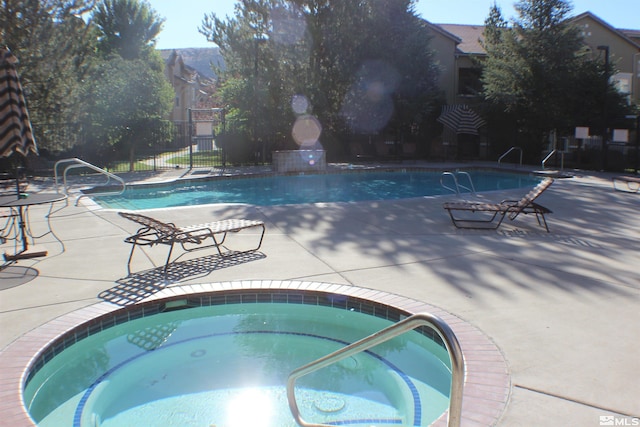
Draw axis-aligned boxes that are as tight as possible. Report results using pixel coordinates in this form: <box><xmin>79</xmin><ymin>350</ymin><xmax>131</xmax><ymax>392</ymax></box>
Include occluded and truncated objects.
<box><xmin>286</xmin><ymin>312</ymin><xmax>464</xmax><ymax>427</ymax></box>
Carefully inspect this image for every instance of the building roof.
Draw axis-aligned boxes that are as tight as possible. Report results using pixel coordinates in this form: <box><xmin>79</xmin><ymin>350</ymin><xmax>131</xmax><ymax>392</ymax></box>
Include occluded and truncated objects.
<box><xmin>618</xmin><ymin>29</ymin><xmax>640</xmax><ymax>44</ymax></box>
<box><xmin>570</xmin><ymin>12</ymin><xmax>640</xmax><ymax>50</ymax></box>
<box><xmin>435</xmin><ymin>12</ymin><xmax>640</xmax><ymax>57</ymax></box>
<box><xmin>436</xmin><ymin>24</ymin><xmax>486</xmax><ymax>55</ymax></box>
<box><xmin>424</xmin><ymin>20</ymin><xmax>461</xmax><ymax>44</ymax></box>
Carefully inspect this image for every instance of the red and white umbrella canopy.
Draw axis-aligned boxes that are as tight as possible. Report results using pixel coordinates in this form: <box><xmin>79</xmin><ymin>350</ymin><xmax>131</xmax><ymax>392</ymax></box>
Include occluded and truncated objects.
<box><xmin>0</xmin><ymin>47</ymin><xmax>37</xmax><ymax>158</ymax></box>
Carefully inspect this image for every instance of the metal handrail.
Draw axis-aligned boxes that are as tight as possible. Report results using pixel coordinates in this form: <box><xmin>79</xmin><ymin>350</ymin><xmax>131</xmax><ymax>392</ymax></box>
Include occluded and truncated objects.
<box><xmin>441</xmin><ymin>171</ymin><xmax>476</xmax><ymax>197</ymax></box>
<box><xmin>54</xmin><ymin>158</ymin><xmax>126</xmax><ymax>204</ymax></box>
<box><xmin>286</xmin><ymin>312</ymin><xmax>464</xmax><ymax>427</ymax></box>
<box><xmin>455</xmin><ymin>171</ymin><xmax>476</xmax><ymax>196</ymax></box>
<box><xmin>498</xmin><ymin>146</ymin><xmax>523</xmax><ymax>166</ymax></box>
<box><xmin>440</xmin><ymin>171</ymin><xmax>460</xmax><ymax>195</ymax></box>
<box><xmin>541</xmin><ymin>149</ymin><xmax>564</xmax><ymax>170</ymax></box>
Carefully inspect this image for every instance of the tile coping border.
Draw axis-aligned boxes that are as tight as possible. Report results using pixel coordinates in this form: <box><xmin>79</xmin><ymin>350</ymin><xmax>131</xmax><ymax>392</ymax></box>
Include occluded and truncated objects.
<box><xmin>102</xmin><ymin>165</ymin><xmax>535</xmax><ymax>190</ymax></box>
<box><xmin>0</xmin><ymin>280</ymin><xmax>511</xmax><ymax>427</ymax></box>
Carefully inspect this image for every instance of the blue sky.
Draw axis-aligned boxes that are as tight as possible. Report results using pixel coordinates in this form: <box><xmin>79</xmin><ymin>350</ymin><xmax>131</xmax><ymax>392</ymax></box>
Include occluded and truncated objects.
<box><xmin>152</xmin><ymin>0</ymin><xmax>640</xmax><ymax>50</ymax></box>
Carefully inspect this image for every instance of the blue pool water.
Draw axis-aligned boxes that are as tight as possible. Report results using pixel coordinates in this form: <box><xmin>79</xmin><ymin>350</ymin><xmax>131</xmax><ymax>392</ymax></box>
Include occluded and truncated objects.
<box><xmin>92</xmin><ymin>169</ymin><xmax>541</xmax><ymax>210</ymax></box>
<box><xmin>24</xmin><ymin>303</ymin><xmax>452</xmax><ymax>427</ymax></box>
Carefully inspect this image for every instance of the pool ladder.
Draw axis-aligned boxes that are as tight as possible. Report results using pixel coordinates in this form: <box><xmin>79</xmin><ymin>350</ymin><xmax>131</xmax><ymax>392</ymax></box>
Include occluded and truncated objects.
<box><xmin>286</xmin><ymin>312</ymin><xmax>464</xmax><ymax>427</ymax></box>
<box><xmin>441</xmin><ymin>171</ymin><xmax>476</xmax><ymax>197</ymax></box>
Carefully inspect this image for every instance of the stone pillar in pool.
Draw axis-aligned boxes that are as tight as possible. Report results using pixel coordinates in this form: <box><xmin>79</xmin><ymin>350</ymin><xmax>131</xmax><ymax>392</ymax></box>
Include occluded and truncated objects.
<box><xmin>272</xmin><ymin>150</ymin><xmax>327</xmax><ymax>173</ymax></box>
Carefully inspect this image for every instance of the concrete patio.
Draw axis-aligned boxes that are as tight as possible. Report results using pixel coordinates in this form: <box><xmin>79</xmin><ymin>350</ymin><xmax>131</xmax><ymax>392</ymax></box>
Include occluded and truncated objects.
<box><xmin>0</xmin><ymin>164</ymin><xmax>638</xmax><ymax>426</ymax></box>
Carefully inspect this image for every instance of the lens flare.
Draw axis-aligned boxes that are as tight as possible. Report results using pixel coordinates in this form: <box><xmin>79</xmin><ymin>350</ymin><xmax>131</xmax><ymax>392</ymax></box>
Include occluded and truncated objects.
<box><xmin>291</xmin><ymin>94</ymin><xmax>309</xmax><ymax>115</ymax></box>
<box><xmin>292</xmin><ymin>114</ymin><xmax>322</xmax><ymax>147</ymax></box>
<box><xmin>340</xmin><ymin>60</ymin><xmax>400</xmax><ymax>133</ymax></box>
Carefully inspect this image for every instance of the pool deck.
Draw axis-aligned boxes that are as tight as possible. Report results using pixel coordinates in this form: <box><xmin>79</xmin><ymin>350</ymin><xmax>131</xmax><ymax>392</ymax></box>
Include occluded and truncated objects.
<box><xmin>1</xmin><ymin>161</ymin><xmax>639</xmax><ymax>426</ymax></box>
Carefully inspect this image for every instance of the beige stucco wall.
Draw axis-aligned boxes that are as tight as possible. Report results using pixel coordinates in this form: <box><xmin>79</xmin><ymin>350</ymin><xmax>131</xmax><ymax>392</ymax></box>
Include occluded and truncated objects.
<box><xmin>428</xmin><ymin>29</ymin><xmax>458</xmax><ymax>104</ymax></box>
<box><xmin>573</xmin><ymin>15</ymin><xmax>640</xmax><ymax>103</ymax></box>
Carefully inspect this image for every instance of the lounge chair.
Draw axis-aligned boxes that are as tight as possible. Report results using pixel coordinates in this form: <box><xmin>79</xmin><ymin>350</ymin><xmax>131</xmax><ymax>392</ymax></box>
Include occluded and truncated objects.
<box><xmin>443</xmin><ymin>178</ymin><xmax>554</xmax><ymax>231</ymax></box>
<box><xmin>612</xmin><ymin>175</ymin><xmax>640</xmax><ymax>193</ymax></box>
<box><xmin>118</xmin><ymin>212</ymin><xmax>265</xmax><ymax>277</ymax></box>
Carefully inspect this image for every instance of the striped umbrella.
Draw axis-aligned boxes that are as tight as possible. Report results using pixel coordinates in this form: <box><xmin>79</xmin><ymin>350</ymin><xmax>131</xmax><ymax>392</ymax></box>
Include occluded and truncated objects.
<box><xmin>437</xmin><ymin>104</ymin><xmax>486</xmax><ymax>135</ymax></box>
<box><xmin>0</xmin><ymin>48</ymin><xmax>37</xmax><ymax>158</ymax></box>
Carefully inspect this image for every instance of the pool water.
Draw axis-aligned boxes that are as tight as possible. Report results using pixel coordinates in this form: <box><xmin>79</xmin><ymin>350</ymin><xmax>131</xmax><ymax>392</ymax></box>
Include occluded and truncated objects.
<box><xmin>92</xmin><ymin>169</ymin><xmax>541</xmax><ymax>209</ymax></box>
<box><xmin>24</xmin><ymin>303</ymin><xmax>452</xmax><ymax>427</ymax></box>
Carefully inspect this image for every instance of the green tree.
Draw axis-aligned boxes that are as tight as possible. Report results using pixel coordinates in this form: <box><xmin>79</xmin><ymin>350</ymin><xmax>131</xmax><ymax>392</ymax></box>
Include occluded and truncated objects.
<box><xmin>481</xmin><ymin>0</ymin><xmax>630</xmax><ymax>160</ymax></box>
<box><xmin>92</xmin><ymin>0</ymin><xmax>164</xmax><ymax>60</ymax></box>
<box><xmin>0</xmin><ymin>0</ymin><xmax>97</xmax><ymax>154</ymax></box>
<box><xmin>86</xmin><ymin>0</ymin><xmax>174</xmax><ymax>170</ymax></box>
<box><xmin>202</xmin><ymin>0</ymin><xmax>304</xmax><ymax>156</ymax></box>
<box><xmin>84</xmin><ymin>55</ymin><xmax>174</xmax><ymax>170</ymax></box>
<box><xmin>200</xmin><ymin>0</ymin><xmax>441</xmax><ymax>160</ymax></box>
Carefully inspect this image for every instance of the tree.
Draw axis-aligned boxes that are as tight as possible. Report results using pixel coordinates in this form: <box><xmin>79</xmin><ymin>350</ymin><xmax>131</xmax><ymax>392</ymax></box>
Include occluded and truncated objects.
<box><xmin>0</xmin><ymin>0</ymin><xmax>98</xmax><ymax>154</ymax></box>
<box><xmin>200</xmin><ymin>0</ymin><xmax>441</xmax><ymax>160</ymax></box>
<box><xmin>201</xmin><ymin>0</ymin><xmax>308</xmax><ymax>155</ymax></box>
<box><xmin>481</xmin><ymin>0</ymin><xmax>630</xmax><ymax>160</ymax></box>
<box><xmin>92</xmin><ymin>0</ymin><xmax>164</xmax><ymax>60</ymax></box>
<box><xmin>83</xmin><ymin>55</ymin><xmax>174</xmax><ymax>170</ymax></box>
<box><xmin>85</xmin><ymin>0</ymin><xmax>173</xmax><ymax>170</ymax></box>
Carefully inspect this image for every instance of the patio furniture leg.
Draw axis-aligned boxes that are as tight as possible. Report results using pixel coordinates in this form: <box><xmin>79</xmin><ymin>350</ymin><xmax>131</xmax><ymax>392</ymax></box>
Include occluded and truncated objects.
<box><xmin>163</xmin><ymin>242</ymin><xmax>176</xmax><ymax>279</ymax></box>
<box><xmin>446</xmin><ymin>209</ymin><xmax>505</xmax><ymax>230</ymax></box>
<box><xmin>126</xmin><ymin>244</ymin><xmax>136</xmax><ymax>276</ymax></box>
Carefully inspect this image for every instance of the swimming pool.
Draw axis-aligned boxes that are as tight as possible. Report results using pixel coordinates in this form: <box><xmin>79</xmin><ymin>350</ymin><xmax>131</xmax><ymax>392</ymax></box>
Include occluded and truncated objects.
<box><xmin>91</xmin><ymin>169</ymin><xmax>542</xmax><ymax>210</ymax></box>
<box><xmin>24</xmin><ymin>291</ymin><xmax>454</xmax><ymax>427</ymax></box>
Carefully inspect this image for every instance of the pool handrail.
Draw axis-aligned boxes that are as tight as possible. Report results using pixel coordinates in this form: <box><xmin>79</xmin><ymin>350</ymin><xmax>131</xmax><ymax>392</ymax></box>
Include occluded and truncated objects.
<box><xmin>441</xmin><ymin>171</ymin><xmax>476</xmax><ymax>197</ymax></box>
<box><xmin>54</xmin><ymin>158</ymin><xmax>126</xmax><ymax>205</ymax></box>
<box><xmin>441</xmin><ymin>171</ymin><xmax>460</xmax><ymax>195</ymax></box>
<box><xmin>455</xmin><ymin>170</ymin><xmax>476</xmax><ymax>196</ymax></box>
<box><xmin>542</xmin><ymin>149</ymin><xmax>565</xmax><ymax>170</ymax></box>
<box><xmin>498</xmin><ymin>146</ymin><xmax>523</xmax><ymax>166</ymax></box>
<box><xmin>286</xmin><ymin>312</ymin><xmax>464</xmax><ymax>427</ymax></box>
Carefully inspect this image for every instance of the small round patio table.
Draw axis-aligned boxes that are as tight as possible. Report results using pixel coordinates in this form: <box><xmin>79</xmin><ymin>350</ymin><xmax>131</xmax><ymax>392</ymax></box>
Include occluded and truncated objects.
<box><xmin>0</xmin><ymin>192</ymin><xmax>67</xmax><ymax>261</ymax></box>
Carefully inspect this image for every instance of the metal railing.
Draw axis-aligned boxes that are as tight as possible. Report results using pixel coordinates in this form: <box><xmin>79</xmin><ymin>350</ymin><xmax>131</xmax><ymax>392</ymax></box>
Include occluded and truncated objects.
<box><xmin>441</xmin><ymin>171</ymin><xmax>460</xmax><ymax>195</ymax></box>
<box><xmin>286</xmin><ymin>312</ymin><xmax>465</xmax><ymax>427</ymax></box>
<box><xmin>542</xmin><ymin>149</ymin><xmax>565</xmax><ymax>170</ymax></box>
<box><xmin>54</xmin><ymin>158</ymin><xmax>126</xmax><ymax>204</ymax></box>
<box><xmin>498</xmin><ymin>146</ymin><xmax>523</xmax><ymax>166</ymax></box>
<box><xmin>441</xmin><ymin>171</ymin><xmax>476</xmax><ymax>197</ymax></box>
<box><xmin>455</xmin><ymin>171</ymin><xmax>476</xmax><ymax>195</ymax></box>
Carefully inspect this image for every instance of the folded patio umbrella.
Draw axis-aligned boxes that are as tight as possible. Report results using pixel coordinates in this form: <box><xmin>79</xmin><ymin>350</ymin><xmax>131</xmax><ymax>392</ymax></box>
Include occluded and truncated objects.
<box><xmin>0</xmin><ymin>47</ymin><xmax>38</xmax><ymax>159</ymax></box>
<box><xmin>437</xmin><ymin>104</ymin><xmax>486</xmax><ymax>135</ymax></box>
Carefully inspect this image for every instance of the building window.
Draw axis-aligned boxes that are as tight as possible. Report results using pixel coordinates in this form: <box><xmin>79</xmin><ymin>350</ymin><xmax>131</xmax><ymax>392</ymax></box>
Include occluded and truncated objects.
<box><xmin>613</xmin><ymin>72</ymin><xmax>632</xmax><ymax>104</ymax></box>
<box><xmin>458</xmin><ymin>68</ymin><xmax>483</xmax><ymax>96</ymax></box>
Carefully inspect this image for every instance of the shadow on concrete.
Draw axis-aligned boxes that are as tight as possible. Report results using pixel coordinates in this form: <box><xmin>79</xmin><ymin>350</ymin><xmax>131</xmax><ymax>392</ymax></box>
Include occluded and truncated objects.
<box><xmin>99</xmin><ymin>251</ymin><xmax>266</xmax><ymax>305</ymax></box>
<box><xmin>257</xmin><ymin>179</ymin><xmax>639</xmax><ymax>299</ymax></box>
<box><xmin>0</xmin><ymin>265</ymin><xmax>39</xmax><ymax>290</ymax></box>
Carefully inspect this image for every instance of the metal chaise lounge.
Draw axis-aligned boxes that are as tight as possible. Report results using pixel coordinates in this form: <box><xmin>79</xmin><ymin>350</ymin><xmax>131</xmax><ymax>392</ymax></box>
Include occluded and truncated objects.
<box><xmin>443</xmin><ymin>178</ymin><xmax>554</xmax><ymax>232</ymax></box>
<box><xmin>118</xmin><ymin>212</ymin><xmax>265</xmax><ymax>277</ymax></box>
